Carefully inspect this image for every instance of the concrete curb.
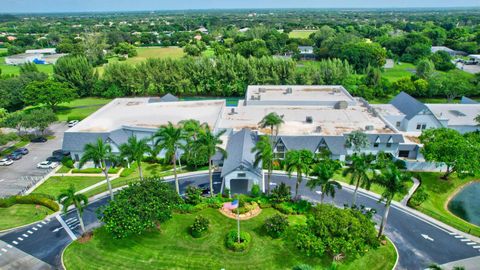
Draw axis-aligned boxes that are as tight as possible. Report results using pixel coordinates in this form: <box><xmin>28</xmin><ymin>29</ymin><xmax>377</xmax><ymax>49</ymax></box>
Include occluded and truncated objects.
<box><xmin>387</xmin><ymin>235</ymin><xmax>400</xmax><ymax>270</ymax></box>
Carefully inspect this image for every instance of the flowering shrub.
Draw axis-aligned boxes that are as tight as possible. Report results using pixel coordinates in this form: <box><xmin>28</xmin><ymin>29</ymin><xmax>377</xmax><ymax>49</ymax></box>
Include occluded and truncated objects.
<box><xmin>264</xmin><ymin>214</ymin><xmax>289</xmax><ymax>238</ymax></box>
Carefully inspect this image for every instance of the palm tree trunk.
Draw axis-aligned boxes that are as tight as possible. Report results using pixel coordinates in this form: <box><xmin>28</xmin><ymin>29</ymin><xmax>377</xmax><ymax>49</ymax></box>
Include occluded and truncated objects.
<box><xmin>321</xmin><ymin>192</ymin><xmax>325</xmax><ymax>204</ymax></box>
<box><xmin>378</xmin><ymin>200</ymin><xmax>391</xmax><ymax>238</ymax></box>
<box><xmin>138</xmin><ymin>160</ymin><xmax>143</xmax><ymax>180</ymax></box>
<box><xmin>209</xmin><ymin>158</ymin><xmax>214</xmax><ymax>197</ymax></box>
<box><xmin>173</xmin><ymin>153</ymin><xmax>179</xmax><ymax>194</ymax></box>
<box><xmin>76</xmin><ymin>209</ymin><xmax>86</xmax><ymax>235</ymax></box>
<box><xmin>102</xmin><ymin>161</ymin><xmax>114</xmax><ymax>200</ymax></box>
<box><xmin>296</xmin><ymin>173</ymin><xmax>301</xmax><ymax>197</ymax></box>
<box><xmin>352</xmin><ymin>179</ymin><xmax>360</xmax><ymax>206</ymax></box>
<box><xmin>267</xmin><ymin>166</ymin><xmax>272</xmax><ymax>195</ymax></box>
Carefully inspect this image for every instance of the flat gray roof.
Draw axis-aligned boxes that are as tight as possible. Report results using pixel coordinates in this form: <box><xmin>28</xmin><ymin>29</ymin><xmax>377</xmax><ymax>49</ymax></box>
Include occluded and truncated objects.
<box><xmin>426</xmin><ymin>104</ymin><xmax>480</xmax><ymax>126</ymax></box>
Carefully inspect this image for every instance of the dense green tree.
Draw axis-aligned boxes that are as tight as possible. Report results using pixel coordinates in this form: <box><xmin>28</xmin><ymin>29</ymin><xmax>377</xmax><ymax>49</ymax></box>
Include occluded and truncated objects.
<box><xmin>307</xmin><ymin>158</ymin><xmax>342</xmax><ymax>203</ymax></box>
<box><xmin>19</xmin><ymin>62</ymin><xmax>38</xmax><ymax>74</ymax></box>
<box><xmin>374</xmin><ymin>165</ymin><xmax>410</xmax><ymax>237</ymax></box>
<box><xmin>344</xmin><ymin>130</ymin><xmax>370</xmax><ymax>153</ymax></box>
<box><xmin>23</xmin><ymin>80</ymin><xmax>77</xmax><ymax>111</ymax></box>
<box><xmin>233</xmin><ymin>39</ymin><xmax>270</xmax><ymax>58</ymax></box>
<box><xmin>428</xmin><ymin>71</ymin><xmax>472</xmax><ymax>101</ymax></box>
<box><xmin>58</xmin><ymin>186</ymin><xmax>88</xmax><ymax>234</ymax></box>
<box><xmin>119</xmin><ymin>136</ymin><xmax>151</xmax><ymax>180</ymax></box>
<box><xmin>342</xmin><ymin>153</ymin><xmax>375</xmax><ymax>206</ymax></box>
<box><xmin>416</xmin><ymin>59</ymin><xmax>435</xmax><ymax>79</ymax></box>
<box><xmin>54</xmin><ymin>55</ymin><xmax>98</xmax><ymax>97</ymax></box>
<box><xmin>23</xmin><ymin>107</ymin><xmax>58</xmax><ymax>135</ymax></box>
<box><xmin>113</xmin><ymin>42</ymin><xmax>138</xmax><ymax>57</ymax></box>
<box><xmin>401</xmin><ymin>43</ymin><xmax>431</xmax><ymax>63</ymax></box>
<box><xmin>338</xmin><ymin>42</ymin><xmax>386</xmax><ymax>71</ymax></box>
<box><xmin>423</xmin><ymin>27</ymin><xmax>447</xmax><ymax>45</ymax></box>
<box><xmin>429</xmin><ymin>51</ymin><xmax>455</xmax><ymax>71</ymax></box>
<box><xmin>153</xmin><ymin>122</ymin><xmax>185</xmax><ymax>194</ymax></box>
<box><xmin>79</xmin><ymin>138</ymin><xmax>115</xmax><ymax>200</ymax></box>
<box><xmin>99</xmin><ymin>179</ymin><xmax>182</xmax><ymax>239</ymax></box>
<box><xmin>285</xmin><ymin>149</ymin><xmax>314</xmax><ymax>197</ymax></box>
<box><xmin>419</xmin><ymin>128</ymin><xmax>480</xmax><ymax>179</ymax></box>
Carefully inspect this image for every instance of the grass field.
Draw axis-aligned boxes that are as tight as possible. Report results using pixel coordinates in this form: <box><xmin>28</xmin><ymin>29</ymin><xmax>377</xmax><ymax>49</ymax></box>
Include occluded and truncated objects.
<box><xmin>382</xmin><ymin>62</ymin><xmax>416</xmax><ymax>82</ymax></box>
<box><xmin>54</xmin><ymin>97</ymin><xmax>112</xmax><ymax>121</ymax></box>
<box><xmin>0</xmin><ymin>204</ymin><xmax>53</xmax><ymax>231</ymax></box>
<box><xmin>411</xmin><ymin>172</ymin><xmax>480</xmax><ymax>237</ymax></box>
<box><xmin>289</xmin><ymin>30</ymin><xmax>316</xmax><ymax>39</ymax></box>
<box><xmin>34</xmin><ymin>176</ymin><xmax>105</xmax><ymax>198</ymax></box>
<box><xmin>0</xmin><ymin>56</ymin><xmax>54</xmax><ymax>76</ymax></box>
<box><xmin>63</xmin><ymin>208</ymin><xmax>396</xmax><ymax>270</ymax></box>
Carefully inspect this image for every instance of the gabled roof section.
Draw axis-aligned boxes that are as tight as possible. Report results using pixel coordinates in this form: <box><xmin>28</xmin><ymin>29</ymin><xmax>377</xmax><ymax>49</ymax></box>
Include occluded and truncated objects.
<box><xmin>461</xmin><ymin>96</ymin><xmax>479</xmax><ymax>104</ymax></box>
<box><xmin>148</xmin><ymin>93</ymin><xmax>179</xmax><ymax>103</ymax></box>
<box><xmin>221</xmin><ymin>129</ymin><xmax>261</xmax><ymax>177</ymax></box>
<box><xmin>365</xmin><ymin>134</ymin><xmax>404</xmax><ymax>144</ymax></box>
<box><xmin>108</xmin><ymin>129</ymin><xmax>130</xmax><ymax>147</ymax></box>
<box><xmin>62</xmin><ymin>132</ymin><xmax>109</xmax><ymax>152</ymax></box>
<box><xmin>275</xmin><ymin>135</ymin><xmax>347</xmax><ymax>156</ymax></box>
<box><xmin>390</xmin><ymin>92</ymin><xmax>429</xmax><ymax>120</ymax></box>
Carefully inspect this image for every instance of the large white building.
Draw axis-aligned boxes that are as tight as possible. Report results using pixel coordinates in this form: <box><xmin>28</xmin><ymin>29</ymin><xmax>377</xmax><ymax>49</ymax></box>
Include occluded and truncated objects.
<box><xmin>62</xmin><ymin>86</ymin><xmax>480</xmax><ymax>194</ymax></box>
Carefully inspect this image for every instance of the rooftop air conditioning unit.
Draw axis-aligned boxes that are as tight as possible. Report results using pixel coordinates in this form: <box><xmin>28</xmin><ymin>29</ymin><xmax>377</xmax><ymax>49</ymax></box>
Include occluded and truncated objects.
<box><xmin>365</xmin><ymin>125</ymin><xmax>374</xmax><ymax>131</ymax></box>
<box><xmin>306</xmin><ymin>116</ymin><xmax>313</xmax><ymax>124</ymax></box>
<box><xmin>259</xmin><ymin>88</ymin><xmax>266</xmax><ymax>93</ymax></box>
<box><xmin>229</xmin><ymin>108</ymin><xmax>236</xmax><ymax>115</ymax></box>
<box><xmin>316</xmin><ymin>126</ymin><xmax>322</xmax><ymax>132</ymax></box>
<box><xmin>285</xmin><ymin>87</ymin><xmax>293</xmax><ymax>94</ymax></box>
<box><xmin>334</xmin><ymin>101</ymin><xmax>348</xmax><ymax>109</ymax></box>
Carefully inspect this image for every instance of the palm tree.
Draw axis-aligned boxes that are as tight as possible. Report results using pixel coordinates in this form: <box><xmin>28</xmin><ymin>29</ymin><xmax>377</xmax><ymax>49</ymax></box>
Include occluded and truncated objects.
<box><xmin>259</xmin><ymin>112</ymin><xmax>284</xmax><ymax>138</ymax></box>
<box><xmin>475</xmin><ymin>114</ymin><xmax>480</xmax><ymax>126</ymax></box>
<box><xmin>307</xmin><ymin>158</ymin><xmax>342</xmax><ymax>203</ymax></box>
<box><xmin>79</xmin><ymin>138</ymin><xmax>115</xmax><ymax>200</ymax></box>
<box><xmin>252</xmin><ymin>135</ymin><xmax>274</xmax><ymax>195</ymax></box>
<box><xmin>119</xmin><ymin>136</ymin><xmax>151</xmax><ymax>180</ymax></box>
<box><xmin>342</xmin><ymin>153</ymin><xmax>375</xmax><ymax>206</ymax></box>
<box><xmin>57</xmin><ymin>185</ymin><xmax>88</xmax><ymax>234</ymax></box>
<box><xmin>374</xmin><ymin>165</ymin><xmax>410</xmax><ymax>238</ymax></box>
<box><xmin>285</xmin><ymin>149</ymin><xmax>314</xmax><ymax>197</ymax></box>
<box><xmin>153</xmin><ymin>122</ymin><xmax>184</xmax><ymax>194</ymax></box>
<box><xmin>180</xmin><ymin>119</ymin><xmax>207</xmax><ymax>169</ymax></box>
<box><xmin>196</xmin><ymin>126</ymin><xmax>226</xmax><ymax>197</ymax></box>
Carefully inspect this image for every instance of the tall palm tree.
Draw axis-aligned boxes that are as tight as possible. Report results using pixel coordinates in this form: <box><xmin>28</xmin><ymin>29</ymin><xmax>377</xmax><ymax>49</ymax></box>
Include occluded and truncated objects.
<box><xmin>342</xmin><ymin>153</ymin><xmax>375</xmax><ymax>206</ymax></box>
<box><xmin>374</xmin><ymin>165</ymin><xmax>410</xmax><ymax>238</ymax></box>
<box><xmin>344</xmin><ymin>130</ymin><xmax>370</xmax><ymax>153</ymax></box>
<box><xmin>153</xmin><ymin>122</ymin><xmax>184</xmax><ymax>194</ymax></box>
<box><xmin>285</xmin><ymin>149</ymin><xmax>314</xmax><ymax>197</ymax></box>
<box><xmin>307</xmin><ymin>158</ymin><xmax>342</xmax><ymax>203</ymax></box>
<box><xmin>196</xmin><ymin>126</ymin><xmax>226</xmax><ymax>197</ymax></box>
<box><xmin>180</xmin><ymin>119</ymin><xmax>207</xmax><ymax>169</ymax></box>
<box><xmin>259</xmin><ymin>112</ymin><xmax>284</xmax><ymax>138</ymax></box>
<box><xmin>79</xmin><ymin>138</ymin><xmax>115</xmax><ymax>200</ymax></box>
<box><xmin>252</xmin><ymin>135</ymin><xmax>274</xmax><ymax>195</ymax></box>
<box><xmin>57</xmin><ymin>185</ymin><xmax>88</xmax><ymax>234</ymax></box>
<box><xmin>119</xmin><ymin>136</ymin><xmax>151</xmax><ymax>180</ymax></box>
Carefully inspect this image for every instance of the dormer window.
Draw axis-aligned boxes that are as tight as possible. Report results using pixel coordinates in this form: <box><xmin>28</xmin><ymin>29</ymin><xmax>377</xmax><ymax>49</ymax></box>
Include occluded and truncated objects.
<box><xmin>274</xmin><ymin>140</ymin><xmax>286</xmax><ymax>159</ymax></box>
<box><xmin>374</xmin><ymin>136</ymin><xmax>380</xmax><ymax>148</ymax></box>
<box><xmin>386</xmin><ymin>136</ymin><xmax>393</xmax><ymax>148</ymax></box>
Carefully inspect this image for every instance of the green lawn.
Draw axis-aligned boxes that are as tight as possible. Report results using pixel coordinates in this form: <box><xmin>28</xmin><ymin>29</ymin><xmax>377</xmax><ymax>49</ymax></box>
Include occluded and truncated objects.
<box><xmin>54</xmin><ymin>97</ymin><xmax>112</xmax><ymax>121</ymax></box>
<box><xmin>289</xmin><ymin>30</ymin><xmax>316</xmax><ymax>39</ymax></box>
<box><xmin>333</xmin><ymin>170</ymin><xmax>413</xmax><ymax>202</ymax></box>
<box><xmin>0</xmin><ymin>204</ymin><xmax>53</xmax><ymax>231</ymax></box>
<box><xmin>382</xmin><ymin>62</ymin><xmax>416</xmax><ymax>82</ymax></box>
<box><xmin>33</xmin><ymin>176</ymin><xmax>105</xmax><ymax>198</ymax></box>
<box><xmin>0</xmin><ymin>56</ymin><xmax>54</xmax><ymax>76</ymax></box>
<box><xmin>411</xmin><ymin>172</ymin><xmax>480</xmax><ymax>237</ymax></box>
<box><xmin>63</xmin><ymin>208</ymin><xmax>396</xmax><ymax>270</ymax></box>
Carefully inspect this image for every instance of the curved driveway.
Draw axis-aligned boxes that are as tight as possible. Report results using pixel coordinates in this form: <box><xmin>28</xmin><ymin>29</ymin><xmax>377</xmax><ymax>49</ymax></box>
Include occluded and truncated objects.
<box><xmin>1</xmin><ymin>172</ymin><xmax>479</xmax><ymax>269</ymax></box>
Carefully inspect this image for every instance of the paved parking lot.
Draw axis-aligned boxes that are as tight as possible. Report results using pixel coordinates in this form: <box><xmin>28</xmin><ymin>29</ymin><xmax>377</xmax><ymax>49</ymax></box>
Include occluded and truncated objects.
<box><xmin>456</xmin><ymin>62</ymin><xmax>480</xmax><ymax>74</ymax></box>
<box><xmin>0</xmin><ymin>123</ymin><xmax>68</xmax><ymax>197</ymax></box>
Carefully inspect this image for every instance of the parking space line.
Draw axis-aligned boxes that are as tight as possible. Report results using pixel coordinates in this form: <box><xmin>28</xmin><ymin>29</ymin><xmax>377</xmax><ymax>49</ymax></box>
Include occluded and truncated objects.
<box><xmin>12</xmin><ymin>241</ymin><xmax>18</xmax><ymax>245</ymax></box>
<box><xmin>32</xmin><ymin>227</ymin><xmax>38</xmax><ymax>231</ymax></box>
<box><xmin>17</xmin><ymin>237</ymin><xmax>23</xmax><ymax>241</ymax></box>
<box><xmin>1</xmin><ymin>248</ymin><xmax>7</xmax><ymax>252</ymax></box>
<box><xmin>7</xmin><ymin>245</ymin><xmax>12</xmax><ymax>248</ymax></box>
<box><xmin>454</xmin><ymin>235</ymin><xmax>463</xmax><ymax>238</ymax></box>
<box><xmin>460</xmin><ymin>239</ymin><xmax>470</xmax><ymax>242</ymax></box>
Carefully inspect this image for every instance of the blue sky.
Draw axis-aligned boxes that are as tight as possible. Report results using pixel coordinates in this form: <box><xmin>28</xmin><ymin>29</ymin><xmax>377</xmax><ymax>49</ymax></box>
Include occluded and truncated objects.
<box><xmin>3</xmin><ymin>0</ymin><xmax>480</xmax><ymax>13</ymax></box>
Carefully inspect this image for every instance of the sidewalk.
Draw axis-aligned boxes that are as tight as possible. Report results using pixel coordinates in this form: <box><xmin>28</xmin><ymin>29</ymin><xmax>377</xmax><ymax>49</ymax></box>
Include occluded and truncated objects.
<box><xmin>400</xmin><ymin>177</ymin><xmax>420</xmax><ymax>206</ymax></box>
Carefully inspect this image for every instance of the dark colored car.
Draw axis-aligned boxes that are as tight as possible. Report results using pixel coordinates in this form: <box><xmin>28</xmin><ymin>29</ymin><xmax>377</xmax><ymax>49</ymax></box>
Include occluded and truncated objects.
<box><xmin>13</xmin><ymin>148</ymin><xmax>29</xmax><ymax>155</ymax></box>
<box><xmin>7</xmin><ymin>152</ymin><xmax>23</xmax><ymax>160</ymax></box>
<box><xmin>52</xmin><ymin>149</ymin><xmax>71</xmax><ymax>157</ymax></box>
<box><xmin>31</xmin><ymin>137</ymin><xmax>47</xmax><ymax>143</ymax></box>
<box><xmin>46</xmin><ymin>156</ymin><xmax>63</xmax><ymax>162</ymax></box>
<box><xmin>197</xmin><ymin>183</ymin><xmax>211</xmax><ymax>196</ymax></box>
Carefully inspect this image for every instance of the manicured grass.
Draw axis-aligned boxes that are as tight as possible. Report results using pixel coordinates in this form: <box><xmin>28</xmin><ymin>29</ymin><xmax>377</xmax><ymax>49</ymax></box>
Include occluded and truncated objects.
<box><xmin>0</xmin><ymin>204</ymin><xmax>53</xmax><ymax>231</ymax></box>
<box><xmin>63</xmin><ymin>208</ymin><xmax>396</xmax><ymax>270</ymax></box>
<box><xmin>56</xmin><ymin>165</ymin><xmax>72</xmax><ymax>174</ymax></box>
<box><xmin>55</xmin><ymin>97</ymin><xmax>112</xmax><ymax>121</ymax></box>
<box><xmin>289</xmin><ymin>30</ymin><xmax>316</xmax><ymax>39</ymax></box>
<box><xmin>411</xmin><ymin>172</ymin><xmax>480</xmax><ymax>237</ymax></box>
<box><xmin>0</xmin><ymin>56</ymin><xmax>54</xmax><ymax>76</ymax></box>
<box><xmin>381</xmin><ymin>62</ymin><xmax>416</xmax><ymax>82</ymax></box>
<box><xmin>34</xmin><ymin>176</ymin><xmax>104</xmax><ymax>198</ymax></box>
<box><xmin>71</xmin><ymin>167</ymin><xmax>120</xmax><ymax>174</ymax></box>
<box><xmin>333</xmin><ymin>170</ymin><xmax>413</xmax><ymax>202</ymax></box>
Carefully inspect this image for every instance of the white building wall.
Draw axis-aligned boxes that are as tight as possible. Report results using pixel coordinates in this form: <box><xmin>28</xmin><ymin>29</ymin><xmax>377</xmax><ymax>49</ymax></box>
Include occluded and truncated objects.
<box><xmin>223</xmin><ymin>170</ymin><xmax>263</xmax><ymax>193</ymax></box>
<box><xmin>405</xmin><ymin>114</ymin><xmax>441</xmax><ymax>131</ymax></box>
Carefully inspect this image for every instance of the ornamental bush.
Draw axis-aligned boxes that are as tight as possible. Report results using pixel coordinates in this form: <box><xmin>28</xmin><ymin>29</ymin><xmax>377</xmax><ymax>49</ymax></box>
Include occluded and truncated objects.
<box><xmin>190</xmin><ymin>215</ymin><xmax>209</xmax><ymax>238</ymax></box>
<box><xmin>270</xmin><ymin>182</ymin><xmax>291</xmax><ymax>203</ymax></box>
<box><xmin>409</xmin><ymin>186</ymin><xmax>429</xmax><ymax>207</ymax></box>
<box><xmin>0</xmin><ymin>193</ymin><xmax>59</xmax><ymax>212</ymax></box>
<box><xmin>225</xmin><ymin>230</ymin><xmax>251</xmax><ymax>252</ymax></box>
<box><xmin>185</xmin><ymin>186</ymin><xmax>203</xmax><ymax>205</ymax></box>
<box><xmin>264</xmin><ymin>214</ymin><xmax>289</xmax><ymax>238</ymax></box>
<box><xmin>251</xmin><ymin>184</ymin><xmax>261</xmax><ymax>197</ymax></box>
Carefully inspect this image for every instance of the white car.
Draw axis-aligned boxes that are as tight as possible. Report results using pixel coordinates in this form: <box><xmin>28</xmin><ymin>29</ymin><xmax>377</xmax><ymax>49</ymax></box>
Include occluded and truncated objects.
<box><xmin>68</xmin><ymin>120</ymin><xmax>79</xmax><ymax>127</ymax></box>
<box><xmin>37</xmin><ymin>161</ymin><xmax>59</xmax><ymax>169</ymax></box>
<box><xmin>0</xmin><ymin>158</ymin><xmax>13</xmax><ymax>166</ymax></box>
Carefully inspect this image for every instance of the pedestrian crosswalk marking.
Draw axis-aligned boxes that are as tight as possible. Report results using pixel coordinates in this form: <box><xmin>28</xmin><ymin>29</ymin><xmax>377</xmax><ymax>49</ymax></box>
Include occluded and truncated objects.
<box><xmin>12</xmin><ymin>241</ymin><xmax>18</xmax><ymax>245</ymax></box>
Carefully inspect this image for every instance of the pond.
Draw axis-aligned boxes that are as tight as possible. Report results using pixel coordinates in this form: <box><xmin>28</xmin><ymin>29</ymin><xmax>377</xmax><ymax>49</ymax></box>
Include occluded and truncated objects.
<box><xmin>447</xmin><ymin>182</ymin><xmax>480</xmax><ymax>226</ymax></box>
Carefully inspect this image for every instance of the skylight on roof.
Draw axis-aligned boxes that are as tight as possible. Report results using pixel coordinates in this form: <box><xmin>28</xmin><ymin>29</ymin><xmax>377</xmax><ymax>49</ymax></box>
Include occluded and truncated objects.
<box><xmin>449</xmin><ymin>110</ymin><xmax>466</xmax><ymax>117</ymax></box>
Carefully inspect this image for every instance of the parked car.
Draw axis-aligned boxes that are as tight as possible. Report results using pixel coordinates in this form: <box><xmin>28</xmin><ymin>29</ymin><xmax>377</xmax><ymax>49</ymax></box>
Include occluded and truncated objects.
<box><xmin>13</xmin><ymin>148</ymin><xmax>29</xmax><ymax>155</ymax></box>
<box><xmin>46</xmin><ymin>156</ymin><xmax>63</xmax><ymax>162</ymax></box>
<box><xmin>0</xmin><ymin>158</ymin><xmax>13</xmax><ymax>166</ymax></box>
<box><xmin>197</xmin><ymin>183</ymin><xmax>211</xmax><ymax>196</ymax></box>
<box><xmin>37</xmin><ymin>161</ymin><xmax>59</xmax><ymax>169</ymax></box>
<box><xmin>68</xmin><ymin>120</ymin><xmax>79</xmax><ymax>127</ymax></box>
<box><xmin>7</xmin><ymin>152</ymin><xmax>22</xmax><ymax>160</ymax></box>
<box><xmin>31</xmin><ymin>137</ymin><xmax>47</xmax><ymax>143</ymax></box>
<box><xmin>52</xmin><ymin>149</ymin><xmax>71</xmax><ymax>157</ymax></box>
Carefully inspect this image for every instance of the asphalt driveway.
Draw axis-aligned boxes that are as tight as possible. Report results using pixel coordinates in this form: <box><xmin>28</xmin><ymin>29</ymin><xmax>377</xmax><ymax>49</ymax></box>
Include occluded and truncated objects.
<box><xmin>0</xmin><ymin>123</ymin><xmax>68</xmax><ymax>197</ymax></box>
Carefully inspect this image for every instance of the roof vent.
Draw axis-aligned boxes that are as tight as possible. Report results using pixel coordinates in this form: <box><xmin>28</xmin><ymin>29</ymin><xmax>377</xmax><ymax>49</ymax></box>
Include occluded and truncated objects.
<box><xmin>365</xmin><ymin>125</ymin><xmax>374</xmax><ymax>131</ymax></box>
<box><xmin>229</xmin><ymin>108</ymin><xmax>237</xmax><ymax>115</ymax></box>
<box><xmin>316</xmin><ymin>126</ymin><xmax>322</xmax><ymax>132</ymax></box>
<box><xmin>306</xmin><ymin>116</ymin><xmax>313</xmax><ymax>124</ymax></box>
<box><xmin>334</xmin><ymin>101</ymin><xmax>348</xmax><ymax>109</ymax></box>
<box><xmin>259</xmin><ymin>88</ymin><xmax>266</xmax><ymax>93</ymax></box>
<box><xmin>285</xmin><ymin>87</ymin><xmax>293</xmax><ymax>94</ymax></box>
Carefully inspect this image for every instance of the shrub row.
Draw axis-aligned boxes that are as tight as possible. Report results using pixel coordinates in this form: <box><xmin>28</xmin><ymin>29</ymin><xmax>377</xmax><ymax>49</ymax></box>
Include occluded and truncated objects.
<box><xmin>71</xmin><ymin>167</ymin><xmax>120</xmax><ymax>174</ymax></box>
<box><xmin>0</xmin><ymin>193</ymin><xmax>59</xmax><ymax>212</ymax></box>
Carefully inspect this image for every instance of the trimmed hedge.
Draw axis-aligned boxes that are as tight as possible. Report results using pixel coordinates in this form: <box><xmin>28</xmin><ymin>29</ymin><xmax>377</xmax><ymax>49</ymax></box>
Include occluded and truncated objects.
<box><xmin>0</xmin><ymin>194</ymin><xmax>59</xmax><ymax>212</ymax></box>
<box><xmin>71</xmin><ymin>167</ymin><xmax>120</xmax><ymax>174</ymax></box>
<box><xmin>225</xmin><ymin>230</ymin><xmax>251</xmax><ymax>252</ymax></box>
<box><xmin>190</xmin><ymin>215</ymin><xmax>209</xmax><ymax>238</ymax></box>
